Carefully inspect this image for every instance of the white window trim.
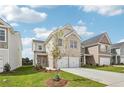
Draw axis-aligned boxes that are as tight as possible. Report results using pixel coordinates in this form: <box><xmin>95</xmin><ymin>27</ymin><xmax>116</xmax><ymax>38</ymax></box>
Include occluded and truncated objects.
<box><xmin>38</xmin><ymin>45</ymin><xmax>42</xmax><ymax>50</ymax></box>
<box><xmin>0</xmin><ymin>28</ymin><xmax>6</xmax><ymax>42</ymax></box>
<box><xmin>70</xmin><ymin>40</ymin><xmax>77</xmax><ymax>48</ymax></box>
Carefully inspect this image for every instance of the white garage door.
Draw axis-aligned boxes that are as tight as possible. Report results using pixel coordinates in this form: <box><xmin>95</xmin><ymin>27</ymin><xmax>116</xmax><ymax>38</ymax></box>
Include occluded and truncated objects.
<box><xmin>0</xmin><ymin>57</ymin><xmax>3</xmax><ymax>72</ymax></box>
<box><xmin>57</xmin><ymin>57</ymin><xmax>80</xmax><ymax>68</ymax></box>
<box><xmin>100</xmin><ymin>57</ymin><xmax>110</xmax><ymax>65</ymax></box>
<box><xmin>69</xmin><ymin>57</ymin><xmax>79</xmax><ymax>68</ymax></box>
<box><xmin>121</xmin><ymin>58</ymin><xmax>124</xmax><ymax>63</ymax></box>
<box><xmin>57</xmin><ymin>57</ymin><xmax>68</xmax><ymax>68</ymax></box>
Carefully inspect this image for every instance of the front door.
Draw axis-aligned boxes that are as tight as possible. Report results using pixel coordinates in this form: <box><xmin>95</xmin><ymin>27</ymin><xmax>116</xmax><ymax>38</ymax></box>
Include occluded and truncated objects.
<box><xmin>37</xmin><ymin>55</ymin><xmax>48</xmax><ymax>67</ymax></box>
<box><xmin>0</xmin><ymin>56</ymin><xmax>3</xmax><ymax>72</ymax></box>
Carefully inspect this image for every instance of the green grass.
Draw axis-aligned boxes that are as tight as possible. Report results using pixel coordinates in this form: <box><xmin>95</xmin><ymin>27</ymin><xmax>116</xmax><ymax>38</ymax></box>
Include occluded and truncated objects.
<box><xmin>0</xmin><ymin>66</ymin><xmax>105</xmax><ymax>87</ymax></box>
<box><xmin>95</xmin><ymin>66</ymin><xmax>124</xmax><ymax>73</ymax></box>
<box><xmin>82</xmin><ymin>65</ymin><xmax>124</xmax><ymax>73</ymax></box>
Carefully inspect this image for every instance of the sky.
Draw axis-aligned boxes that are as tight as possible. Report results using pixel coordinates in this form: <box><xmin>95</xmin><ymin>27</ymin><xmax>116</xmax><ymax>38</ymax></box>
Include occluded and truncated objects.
<box><xmin>0</xmin><ymin>5</ymin><xmax>124</xmax><ymax>59</ymax></box>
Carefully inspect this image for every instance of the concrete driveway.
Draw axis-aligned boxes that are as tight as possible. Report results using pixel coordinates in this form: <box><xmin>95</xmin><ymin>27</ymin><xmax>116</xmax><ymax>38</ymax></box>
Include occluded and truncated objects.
<box><xmin>62</xmin><ymin>68</ymin><xmax>124</xmax><ymax>87</ymax></box>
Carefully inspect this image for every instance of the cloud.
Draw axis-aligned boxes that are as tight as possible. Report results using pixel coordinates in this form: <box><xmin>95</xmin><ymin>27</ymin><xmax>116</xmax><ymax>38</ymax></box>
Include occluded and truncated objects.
<box><xmin>10</xmin><ymin>23</ymin><xmax>19</xmax><ymax>27</ymax></box>
<box><xmin>118</xmin><ymin>39</ymin><xmax>124</xmax><ymax>43</ymax></box>
<box><xmin>22</xmin><ymin>37</ymin><xmax>35</xmax><ymax>46</ymax></box>
<box><xmin>22</xmin><ymin>47</ymin><xmax>32</xmax><ymax>59</ymax></box>
<box><xmin>80</xmin><ymin>6</ymin><xmax>124</xmax><ymax>16</ymax></box>
<box><xmin>29</xmin><ymin>5</ymin><xmax>57</xmax><ymax>9</ymax></box>
<box><xmin>73</xmin><ymin>20</ymin><xmax>94</xmax><ymax>36</ymax></box>
<box><xmin>73</xmin><ymin>25</ymin><xmax>94</xmax><ymax>36</ymax></box>
<box><xmin>21</xmin><ymin>37</ymin><xmax>35</xmax><ymax>59</ymax></box>
<box><xmin>77</xmin><ymin>20</ymin><xmax>85</xmax><ymax>25</ymax></box>
<box><xmin>0</xmin><ymin>5</ymin><xmax>47</xmax><ymax>23</ymax></box>
<box><xmin>33</xmin><ymin>27</ymin><xmax>56</xmax><ymax>40</ymax></box>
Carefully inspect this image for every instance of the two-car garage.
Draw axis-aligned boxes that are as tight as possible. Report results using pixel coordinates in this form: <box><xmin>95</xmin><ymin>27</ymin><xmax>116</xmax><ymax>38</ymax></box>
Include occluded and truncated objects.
<box><xmin>57</xmin><ymin>57</ymin><xmax>80</xmax><ymax>68</ymax></box>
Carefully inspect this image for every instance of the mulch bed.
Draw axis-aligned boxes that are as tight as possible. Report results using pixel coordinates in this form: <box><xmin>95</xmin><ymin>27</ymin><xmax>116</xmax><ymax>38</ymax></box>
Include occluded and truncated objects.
<box><xmin>46</xmin><ymin>79</ymin><xmax>68</xmax><ymax>87</ymax></box>
<box><xmin>33</xmin><ymin>67</ymin><xmax>62</xmax><ymax>73</ymax></box>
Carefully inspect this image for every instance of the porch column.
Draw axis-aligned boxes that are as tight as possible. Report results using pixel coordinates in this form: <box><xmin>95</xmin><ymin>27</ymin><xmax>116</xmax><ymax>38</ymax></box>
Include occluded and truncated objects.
<box><xmin>84</xmin><ymin>55</ymin><xmax>86</xmax><ymax>64</ymax></box>
<box><xmin>116</xmin><ymin>55</ymin><xmax>117</xmax><ymax>64</ymax></box>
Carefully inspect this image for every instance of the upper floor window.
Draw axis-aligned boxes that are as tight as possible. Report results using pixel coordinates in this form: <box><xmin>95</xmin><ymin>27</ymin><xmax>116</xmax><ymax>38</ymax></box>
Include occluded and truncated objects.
<box><xmin>100</xmin><ymin>44</ymin><xmax>106</xmax><ymax>52</ymax></box>
<box><xmin>70</xmin><ymin>40</ymin><xmax>77</xmax><ymax>48</ymax></box>
<box><xmin>0</xmin><ymin>29</ymin><xmax>6</xmax><ymax>42</ymax></box>
<box><xmin>58</xmin><ymin>39</ymin><xmax>62</xmax><ymax>46</ymax></box>
<box><xmin>100</xmin><ymin>44</ymin><xmax>110</xmax><ymax>52</ymax></box>
<box><xmin>38</xmin><ymin>45</ymin><xmax>42</xmax><ymax>50</ymax></box>
<box><xmin>70</xmin><ymin>40</ymin><xmax>73</xmax><ymax>48</ymax></box>
<box><xmin>74</xmin><ymin>41</ymin><xmax>77</xmax><ymax>48</ymax></box>
<box><xmin>116</xmin><ymin>49</ymin><xmax>120</xmax><ymax>55</ymax></box>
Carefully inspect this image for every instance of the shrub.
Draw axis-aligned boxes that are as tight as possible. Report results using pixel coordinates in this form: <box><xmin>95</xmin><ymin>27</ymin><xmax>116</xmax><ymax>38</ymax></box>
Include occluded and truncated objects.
<box><xmin>53</xmin><ymin>74</ymin><xmax>61</xmax><ymax>81</ymax></box>
<box><xmin>34</xmin><ymin>64</ymin><xmax>44</xmax><ymax>71</ymax></box>
<box><xmin>96</xmin><ymin>64</ymin><xmax>99</xmax><ymax>67</ymax></box>
<box><xmin>4</xmin><ymin>63</ymin><xmax>11</xmax><ymax>72</ymax></box>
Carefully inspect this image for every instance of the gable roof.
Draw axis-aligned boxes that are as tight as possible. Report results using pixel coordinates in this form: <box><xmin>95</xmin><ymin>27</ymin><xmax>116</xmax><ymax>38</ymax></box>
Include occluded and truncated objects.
<box><xmin>45</xmin><ymin>24</ymin><xmax>78</xmax><ymax>43</ymax></box>
<box><xmin>0</xmin><ymin>18</ymin><xmax>11</xmax><ymax>28</ymax></box>
<box><xmin>82</xmin><ymin>32</ymin><xmax>111</xmax><ymax>47</ymax></box>
<box><xmin>112</xmin><ymin>42</ymin><xmax>124</xmax><ymax>49</ymax></box>
<box><xmin>64</xmin><ymin>31</ymin><xmax>81</xmax><ymax>40</ymax></box>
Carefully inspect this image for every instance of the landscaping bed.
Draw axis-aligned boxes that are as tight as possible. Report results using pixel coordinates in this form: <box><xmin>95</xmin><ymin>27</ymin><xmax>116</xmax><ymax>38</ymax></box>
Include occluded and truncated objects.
<box><xmin>46</xmin><ymin>79</ymin><xmax>68</xmax><ymax>87</ymax></box>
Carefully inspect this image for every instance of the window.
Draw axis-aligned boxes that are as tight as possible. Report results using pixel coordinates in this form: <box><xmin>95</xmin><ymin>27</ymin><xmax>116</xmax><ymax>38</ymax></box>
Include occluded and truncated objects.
<box><xmin>70</xmin><ymin>40</ymin><xmax>77</xmax><ymax>48</ymax></box>
<box><xmin>70</xmin><ymin>40</ymin><xmax>73</xmax><ymax>48</ymax></box>
<box><xmin>0</xmin><ymin>29</ymin><xmax>6</xmax><ymax>42</ymax></box>
<box><xmin>74</xmin><ymin>41</ymin><xmax>77</xmax><ymax>48</ymax></box>
<box><xmin>38</xmin><ymin>45</ymin><xmax>42</xmax><ymax>50</ymax></box>
<box><xmin>58</xmin><ymin>39</ymin><xmax>62</xmax><ymax>46</ymax></box>
<box><xmin>116</xmin><ymin>49</ymin><xmax>120</xmax><ymax>55</ymax></box>
<box><xmin>100</xmin><ymin>44</ymin><xmax>107</xmax><ymax>52</ymax></box>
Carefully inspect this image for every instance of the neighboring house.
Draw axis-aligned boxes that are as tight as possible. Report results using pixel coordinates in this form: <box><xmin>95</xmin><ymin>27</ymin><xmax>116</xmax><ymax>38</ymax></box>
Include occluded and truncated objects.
<box><xmin>32</xmin><ymin>25</ymin><xmax>81</xmax><ymax>68</ymax></box>
<box><xmin>81</xmin><ymin>32</ymin><xmax>112</xmax><ymax>66</ymax></box>
<box><xmin>0</xmin><ymin>18</ymin><xmax>22</xmax><ymax>72</ymax></box>
<box><xmin>32</xmin><ymin>40</ymin><xmax>48</xmax><ymax>67</ymax></box>
<box><xmin>111</xmin><ymin>42</ymin><xmax>124</xmax><ymax>64</ymax></box>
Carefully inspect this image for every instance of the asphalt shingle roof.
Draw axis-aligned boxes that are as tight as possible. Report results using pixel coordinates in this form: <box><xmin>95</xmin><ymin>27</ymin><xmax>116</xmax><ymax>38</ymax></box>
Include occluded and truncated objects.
<box><xmin>112</xmin><ymin>42</ymin><xmax>124</xmax><ymax>49</ymax></box>
<box><xmin>81</xmin><ymin>33</ymin><xmax>106</xmax><ymax>47</ymax></box>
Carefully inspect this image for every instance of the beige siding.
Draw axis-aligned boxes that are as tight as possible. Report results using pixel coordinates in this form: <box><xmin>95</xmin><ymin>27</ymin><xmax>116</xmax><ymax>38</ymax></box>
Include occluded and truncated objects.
<box><xmin>87</xmin><ymin>45</ymin><xmax>99</xmax><ymax>64</ymax></box>
<box><xmin>46</xmin><ymin>37</ymin><xmax>54</xmax><ymax>68</ymax></box>
<box><xmin>64</xmin><ymin>34</ymin><xmax>81</xmax><ymax>57</ymax></box>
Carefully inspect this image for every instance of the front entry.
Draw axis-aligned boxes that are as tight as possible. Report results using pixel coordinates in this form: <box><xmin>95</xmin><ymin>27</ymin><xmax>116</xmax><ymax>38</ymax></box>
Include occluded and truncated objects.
<box><xmin>0</xmin><ymin>56</ymin><xmax>3</xmax><ymax>72</ymax></box>
<box><xmin>37</xmin><ymin>55</ymin><xmax>48</xmax><ymax>67</ymax></box>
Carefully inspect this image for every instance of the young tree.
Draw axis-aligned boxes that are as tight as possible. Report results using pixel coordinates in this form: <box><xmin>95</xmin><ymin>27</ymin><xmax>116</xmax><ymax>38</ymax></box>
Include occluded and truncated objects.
<box><xmin>51</xmin><ymin>31</ymin><xmax>63</xmax><ymax>69</ymax></box>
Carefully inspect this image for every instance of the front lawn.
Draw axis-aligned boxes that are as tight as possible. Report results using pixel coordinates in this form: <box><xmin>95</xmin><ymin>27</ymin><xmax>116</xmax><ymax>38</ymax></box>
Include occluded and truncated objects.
<box><xmin>0</xmin><ymin>66</ymin><xmax>105</xmax><ymax>87</ymax></box>
<box><xmin>82</xmin><ymin>65</ymin><xmax>124</xmax><ymax>73</ymax></box>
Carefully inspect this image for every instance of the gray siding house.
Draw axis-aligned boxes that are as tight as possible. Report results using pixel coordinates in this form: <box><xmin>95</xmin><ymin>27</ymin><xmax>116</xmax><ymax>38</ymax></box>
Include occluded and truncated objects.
<box><xmin>111</xmin><ymin>42</ymin><xmax>124</xmax><ymax>64</ymax></box>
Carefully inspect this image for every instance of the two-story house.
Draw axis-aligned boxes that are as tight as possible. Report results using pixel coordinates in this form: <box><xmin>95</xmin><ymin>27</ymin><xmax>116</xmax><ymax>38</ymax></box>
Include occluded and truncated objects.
<box><xmin>111</xmin><ymin>42</ymin><xmax>124</xmax><ymax>64</ymax></box>
<box><xmin>32</xmin><ymin>25</ymin><xmax>81</xmax><ymax>68</ymax></box>
<box><xmin>81</xmin><ymin>32</ymin><xmax>111</xmax><ymax>66</ymax></box>
<box><xmin>32</xmin><ymin>40</ymin><xmax>48</xmax><ymax>67</ymax></box>
<box><xmin>0</xmin><ymin>18</ymin><xmax>22</xmax><ymax>72</ymax></box>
